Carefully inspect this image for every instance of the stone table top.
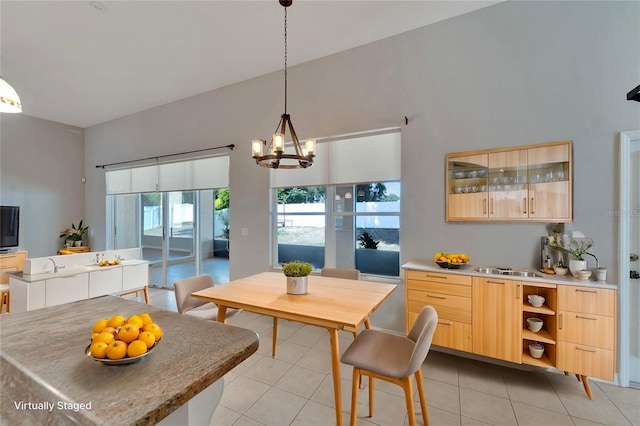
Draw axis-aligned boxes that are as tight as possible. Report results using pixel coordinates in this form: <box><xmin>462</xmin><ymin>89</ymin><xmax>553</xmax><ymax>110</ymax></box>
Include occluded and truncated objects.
<box><xmin>0</xmin><ymin>296</ymin><xmax>259</xmax><ymax>425</ymax></box>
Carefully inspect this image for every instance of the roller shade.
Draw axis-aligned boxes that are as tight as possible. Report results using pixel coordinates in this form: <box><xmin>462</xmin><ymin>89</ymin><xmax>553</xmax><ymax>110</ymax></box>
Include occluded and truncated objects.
<box><xmin>106</xmin><ymin>156</ymin><xmax>229</xmax><ymax>194</ymax></box>
<box><xmin>270</xmin><ymin>130</ymin><xmax>401</xmax><ymax>188</ymax></box>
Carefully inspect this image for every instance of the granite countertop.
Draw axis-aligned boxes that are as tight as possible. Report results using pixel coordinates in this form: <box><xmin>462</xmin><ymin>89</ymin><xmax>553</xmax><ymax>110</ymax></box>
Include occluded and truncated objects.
<box><xmin>7</xmin><ymin>259</ymin><xmax>147</xmax><ymax>283</ymax></box>
<box><xmin>0</xmin><ymin>296</ymin><xmax>259</xmax><ymax>425</ymax></box>
<box><xmin>402</xmin><ymin>260</ymin><xmax>617</xmax><ymax>290</ymax></box>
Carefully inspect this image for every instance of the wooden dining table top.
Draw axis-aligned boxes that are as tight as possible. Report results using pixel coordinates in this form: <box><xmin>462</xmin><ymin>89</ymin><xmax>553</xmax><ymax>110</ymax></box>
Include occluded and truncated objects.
<box><xmin>192</xmin><ymin>271</ymin><xmax>397</xmax><ymax>332</ymax></box>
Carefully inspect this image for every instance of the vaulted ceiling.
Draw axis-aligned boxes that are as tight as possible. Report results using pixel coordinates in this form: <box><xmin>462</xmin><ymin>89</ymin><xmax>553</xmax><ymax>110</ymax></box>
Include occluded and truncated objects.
<box><xmin>0</xmin><ymin>1</ymin><xmax>500</xmax><ymax>128</ymax></box>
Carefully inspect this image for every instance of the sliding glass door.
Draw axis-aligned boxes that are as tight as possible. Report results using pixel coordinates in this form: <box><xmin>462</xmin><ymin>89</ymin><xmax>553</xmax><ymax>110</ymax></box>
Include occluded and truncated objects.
<box><xmin>110</xmin><ymin>188</ymin><xmax>229</xmax><ymax>288</ymax></box>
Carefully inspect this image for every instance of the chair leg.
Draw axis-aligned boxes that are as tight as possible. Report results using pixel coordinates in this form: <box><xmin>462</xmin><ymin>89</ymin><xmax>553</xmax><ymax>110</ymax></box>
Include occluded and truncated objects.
<box><xmin>401</xmin><ymin>376</ymin><xmax>416</xmax><ymax>426</ymax></box>
<box><xmin>415</xmin><ymin>368</ymin><xmax>429</xmax><ymax>426</ymax></box>
<box><xmin>368</xmin><ymin>376</ymin><xmax>375</xmax><ymax>418</ymax></box>
<box><xmin>272</xmin><ymin>317</ymin><xmax>278</xmax><ymax>357</ymax></box>
<box><xmin>350</xmin><ymin>367</ymin><xmax>360</xmax><ymax>426</ymax></box>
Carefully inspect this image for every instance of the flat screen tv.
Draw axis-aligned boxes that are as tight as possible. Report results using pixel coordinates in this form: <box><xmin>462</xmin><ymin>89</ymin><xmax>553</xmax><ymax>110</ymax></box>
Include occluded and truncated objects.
<box><xmin>0</xmin><ymin>206</ymin><xmax>20</xmax><ymax>251</ymax></box>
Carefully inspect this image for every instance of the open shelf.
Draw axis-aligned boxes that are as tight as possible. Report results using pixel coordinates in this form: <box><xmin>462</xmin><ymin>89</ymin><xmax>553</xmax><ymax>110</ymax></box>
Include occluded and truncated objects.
<box><xmin>522</xmin><ymin>352</ymin><xmax>554</xmax><ymax>368</ymax></box>
<box><xmin>522</xmin><ymin>303</ymin><xmax>555</xmax><ymax>315</ymax></box>
<box><xmin>522</xmin><ymin>328</ymin><xmax>556</xmax><ymax>344</ymax></box>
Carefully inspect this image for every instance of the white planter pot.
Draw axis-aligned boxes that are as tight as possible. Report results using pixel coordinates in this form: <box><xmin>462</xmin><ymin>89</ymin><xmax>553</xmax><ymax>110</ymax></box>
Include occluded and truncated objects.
<box><xmin>286</xmin><ymin>276</ymin><xmax>308</xmax><ymax>295</ymax></box>
<box><xmin>74</xmin><ymin>240</ymin><xmax>82</xmax><ymax>247</ymax></box>
<box><xmin>569</xmin><ymin>259</ymin><xmax>587</xmax><ymax>278</ymax></box>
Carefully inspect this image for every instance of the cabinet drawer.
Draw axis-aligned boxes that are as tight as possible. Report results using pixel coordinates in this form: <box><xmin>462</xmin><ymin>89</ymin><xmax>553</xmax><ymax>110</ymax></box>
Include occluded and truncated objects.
<box><xmin>406</xmin><ymin>270</ymin><xmax>471</xmax><ymax>286</ymax></box>
<box><xmin>407</xmin><ymin>279</ymin><xmax>472</xmax><ymax>297</ymax></box>
<box><xmin>557</xmin><ymin>342</ymin><xmax>615</xmax><ymax>381</ymax></box>
<box><xmin>46</xmin><ymin>275</ymin><xmax>89</xmax><ymax>307</ymax></box>
<box><xmin>558</xmin><ymin>311</ymin><xmax>615</xmax><ymax>350</ymax></box>
<box><xmin>433</xmin><ymin>320</ymin><xmax>473</xmax><ymax>352</ymax></box>
<box><xmin>408</xmin><ymin>292</ymin><xmax>471</xmax><ymax>323</ymax></box>
<box><xmin>558</xmin><ymin>286</ymin><xmax>615</xmax><ymax>316</ymax></box>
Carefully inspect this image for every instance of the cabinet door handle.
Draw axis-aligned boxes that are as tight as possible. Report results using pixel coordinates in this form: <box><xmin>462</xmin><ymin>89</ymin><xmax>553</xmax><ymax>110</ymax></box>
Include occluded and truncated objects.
<box><xmin>516</xmin><ymin>284</ymin><xmax>520</xmax><ymax>299</ymax></box>
<box><xmin>483</xmin><ymin>198</ymin><xmax>487</xmax><ymax>215</ymax></box>
<box><xmin>424</xmin><ymin>274</ymin><xmax>447</xmax><ymax>280</ymax></box>
<box><xmin>576</xmin><ymin>315</ymin><xmax>597</xmax><ymax>321</ymax></box>
<box><xmin>427</xmin><ymin>294</ymin><xmax>447</xmax><ymax>300</ymax></box>
<box><xmin>490</xmin><ymin>198</ymin><xmax>494</xmax><ymax>215</ymax></box>
<box><xmin>576</xmin><ymin>346</ymin><xmax>597</xmax><ymax>353</ymax></box>
<box><xmin>575</xmin><ymin>289</ymin><xmax>597</xmax><ymax>294</ymax></box>
<box><xmin>438</xmin><ymin>320</ymin><xmax>452</xmax><ymax>326</ymax></box>
<box><xmin>559</xmin><ymin>313</ymin><xmax>563</xmax><ymax>330</ymax></box>
<box><xmin>522</xmin><ymin>197</ymin><xmax>527</xmax><ymax>214</ymax></box>
<box><xmin>530</xmin><ymin>197</ymin><xmax>535</xmax><ymax>214</ymax></box>
<box><xmin>487</xmin><ymin>280</ymin><xmax>505</xmax><ymax>285</ymax></box>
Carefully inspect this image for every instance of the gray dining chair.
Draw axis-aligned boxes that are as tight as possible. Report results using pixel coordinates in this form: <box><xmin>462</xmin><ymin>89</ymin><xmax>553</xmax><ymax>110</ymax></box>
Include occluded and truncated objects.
<box><xmin>340</xmin><ymin>305</ymin><xmax>438</xmax><ymax>426</ymax></box>
<box><xmin>271</xmin><ymin>267</ymin><xmax>361</xmax><ymax>357</ymax></box>
<box><xmin>174</xmin><ymin>275</ymin><xmax>240</xmax><ymax>320</ymax></box>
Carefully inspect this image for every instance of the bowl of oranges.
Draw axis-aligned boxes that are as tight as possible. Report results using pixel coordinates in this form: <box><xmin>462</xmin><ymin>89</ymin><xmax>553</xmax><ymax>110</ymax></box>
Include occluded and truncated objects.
<box><xmin>434</xmin><ymin>252</ymin><xmax>470</xmax><ymax>269</ymax></box>
<box><xmin>86</xmin><ymin>313</ymin><xmax>163</xmax><ymax>365</ymax></box>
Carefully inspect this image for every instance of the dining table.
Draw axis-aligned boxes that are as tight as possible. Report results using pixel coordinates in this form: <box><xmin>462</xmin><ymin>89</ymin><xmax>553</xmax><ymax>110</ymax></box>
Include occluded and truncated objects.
<box><xmin>191</xmin><ymin>271</ymin><xmax>397</xmax><ymax>426</ymax></box>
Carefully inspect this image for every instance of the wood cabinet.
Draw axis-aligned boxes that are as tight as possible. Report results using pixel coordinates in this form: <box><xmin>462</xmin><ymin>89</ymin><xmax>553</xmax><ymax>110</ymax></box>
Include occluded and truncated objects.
<box><xmin>446</xmin><ymin>141</ymin><xmax>572</xmax><ymax>222</ymax></box>
<box><xmin>406</xmin><ymin>270</ymin><xmax>472</xmax><ymax>352</ymax></box>
<box><xmin>59</xmin><ymin>246</ymin><xmax>90</xmax><ymax>254</ymax></box>
<box><xmin>472</xmin><ymin>277</ymin><xmax>522</xmax><ymax>363</ymax></box>
<box><xmin>556</xmin><ymin>285</ymin><xmax>616</xmax><ymax>381</ymax></box>
<box><xmin>0</xmin><ymin>251</ymin><xmax>27</xmax><ymax>284</ymax></box>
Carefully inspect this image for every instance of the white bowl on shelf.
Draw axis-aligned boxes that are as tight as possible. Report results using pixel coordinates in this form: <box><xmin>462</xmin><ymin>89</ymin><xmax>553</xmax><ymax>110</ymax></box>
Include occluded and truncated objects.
<box><xmin>527</xmin><ymin>294</ymin><xmax>545</xmax><ymax>307</ymax></box>
<box><xmin>577</xmin><ymin>270</ymin><xmax>592</xmax><ymax>280</ymax></box>
<box><xmin>529</xmin><ymin>343</ymin><xmax>545</xmax><ymax>359</ymax></box>
<box><xmin>527</xmin><ymin>317</ymin><xmax>543</xmax><ymax>332</ymax></box>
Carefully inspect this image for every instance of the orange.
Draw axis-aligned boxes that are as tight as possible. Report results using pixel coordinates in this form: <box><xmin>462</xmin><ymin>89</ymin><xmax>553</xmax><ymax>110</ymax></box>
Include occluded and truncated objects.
<box><xmin>101</xmin><ymin>326</ymin><xmax>118</xmax><ymax>336</ymax></box>
<box><xmin>92</xmin><ymin>318</ymin><xmax>108</xmax><ymax>333</ymax></box>
<box><xmin>91</xmin><ymin>332</ymin><xmax>100</xmax><ymax>341</ymax></box>
<box><xmin>107</xmin><ymin>315</ymin><xmax>125</xmax><ymax>328</ymax></box>
<box><xmin>106</xmin><ymin>341</ymin><xmax>127</xmax><ymax>360</ymax></box>
<box><xmin>93</xmin><ymin>332</ymin><xmax>115</xmax><ymax>345</ymax></box>
<box><xmin>143</xmin><ymin>323</ymin><xmax>163</xmax><ymax>341</ymax></box>
<box><xmin>127</xmin><ymin>340</ymin><xmax>147</xmax><ymax>357</ymax></box>
<box><xmin>90</xmin><ymin>341</ymin><xmax>108</xmax><ymax>359</ymax></box>
<box><xmin>138</xmin><ymin>331</ymin><xmax>156</xmax><ymax>349</ymax></box>
<box><xmin>118</xmin><ymin>324</ymin><xmax>140</xmax><ymax>343</ymax></box>
<box><xmin>139</xmin><ymin>313</ymin><xmax>153</xmax><ymax>326</ymax></box>
<box><xmin>125</xmin><ymin>315</ymin><xmax>143</xmax><ymax>328</ymax></box>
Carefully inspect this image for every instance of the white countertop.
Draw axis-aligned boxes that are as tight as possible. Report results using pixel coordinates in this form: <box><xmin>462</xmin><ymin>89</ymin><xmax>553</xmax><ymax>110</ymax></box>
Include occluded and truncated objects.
<box><xmin>8</xmin><ymin>259</ymin><xmax>147</xmax><ymax>283</ymax></box>
<box><xmin>402</xmin><ymin>260</ymin><xmax>617</xmax><ymax>290</ymax></box>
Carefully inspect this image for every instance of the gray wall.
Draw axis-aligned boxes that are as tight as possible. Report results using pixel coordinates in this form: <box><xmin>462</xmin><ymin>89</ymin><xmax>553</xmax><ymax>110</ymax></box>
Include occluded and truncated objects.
<box><xmin>0</xmin><ymin>114</ymin><xmax>85</xmax><ymax>257</ymax></box>
<box><xmin>2</xmin><ymin>1</ymin><xmax>638</xmax><ymax>332</ymax></box>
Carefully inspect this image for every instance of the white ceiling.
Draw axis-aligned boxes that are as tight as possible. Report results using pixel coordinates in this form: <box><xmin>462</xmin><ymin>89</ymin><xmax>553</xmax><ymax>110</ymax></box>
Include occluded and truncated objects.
<box><xmin>1</xmin><ymin>1</ymin><xmax>500</xmax><ymax>129</ymax></box>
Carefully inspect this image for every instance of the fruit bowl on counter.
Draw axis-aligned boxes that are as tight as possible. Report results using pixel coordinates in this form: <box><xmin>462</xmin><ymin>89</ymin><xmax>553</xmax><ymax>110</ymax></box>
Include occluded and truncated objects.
<box><xmin>434</xmin><ymin>252</ymin><xmax>470</xmax><ymax>269</ymax></box>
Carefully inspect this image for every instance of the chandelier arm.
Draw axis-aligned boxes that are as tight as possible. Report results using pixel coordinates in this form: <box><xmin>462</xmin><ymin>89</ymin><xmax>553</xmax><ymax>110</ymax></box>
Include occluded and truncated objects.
<box><xmin>286</xmin><ymin>116</ymin><xmax>303</xmax><ymax>156</ymax></box>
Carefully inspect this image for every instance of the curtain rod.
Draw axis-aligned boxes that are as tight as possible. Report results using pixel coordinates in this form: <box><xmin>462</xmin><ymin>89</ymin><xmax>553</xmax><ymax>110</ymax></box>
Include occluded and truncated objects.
<box><xmin>95</xmin><ymin>144</ymin><xmax>235</xmax><ymax>169</ymax></box>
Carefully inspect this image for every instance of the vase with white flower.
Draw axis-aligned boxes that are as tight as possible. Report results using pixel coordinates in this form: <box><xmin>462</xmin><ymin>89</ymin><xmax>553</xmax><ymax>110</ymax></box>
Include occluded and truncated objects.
<box><xmin>60</xmin><ymin>220</ymin><xmax>89</xmax><ymax>247</ymax></box>
<box><xmin>549</xmin><ymin>234</ymin><xmax>594</xmax><ymax>278</ymax></box>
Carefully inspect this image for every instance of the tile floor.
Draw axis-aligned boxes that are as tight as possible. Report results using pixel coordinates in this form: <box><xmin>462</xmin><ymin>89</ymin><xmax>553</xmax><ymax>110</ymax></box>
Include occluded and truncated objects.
<box><xmin>147</xmin><ymin>288</ymin><xmax>640</xmax><ymax>426</ymax></box>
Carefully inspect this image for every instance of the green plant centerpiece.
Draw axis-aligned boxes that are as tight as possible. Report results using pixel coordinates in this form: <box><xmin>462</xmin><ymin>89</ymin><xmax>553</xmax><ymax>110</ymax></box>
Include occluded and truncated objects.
<box><xmin>282</xmin><ymin>261</ymin><xmax>312</xmax><ymax>295</ymax></box>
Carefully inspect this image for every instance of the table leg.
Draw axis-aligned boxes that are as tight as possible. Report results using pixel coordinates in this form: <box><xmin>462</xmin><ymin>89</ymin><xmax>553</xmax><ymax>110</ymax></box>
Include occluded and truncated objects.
<box><xmin>216</xmin><ymin>306</ymin><xmax>228</xmax><ymax>323</ymax></box>
<box><xmin>143</xmin><ymin>286</ymin><xmax>150</xmax><ymax>304</ymax></box>
<box><xmin>328</xmin><ymin>328</ymin><xmax>343</xmax><ymax>426</ymax></box>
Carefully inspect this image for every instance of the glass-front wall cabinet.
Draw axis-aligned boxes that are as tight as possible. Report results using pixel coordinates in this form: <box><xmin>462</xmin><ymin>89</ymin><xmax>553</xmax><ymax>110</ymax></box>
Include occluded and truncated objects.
<box><xmin>446</xmin><ymin>141</ymin><xmax>572</xmax><ymax>222</ymax></box>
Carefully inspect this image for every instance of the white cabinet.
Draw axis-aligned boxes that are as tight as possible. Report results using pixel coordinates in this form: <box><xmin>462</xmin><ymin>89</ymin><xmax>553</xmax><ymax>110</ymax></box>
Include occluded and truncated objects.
<box><xmin>122</xmin><ymin>263</ymin><xmax>148</xmax><ymax>291</ymax></box>
<box><xmin>89</xmin><ymin>268</ymin><xmax>123</xmax><ymax>298</ymax></box>
<box><xmin>45</xmin><ymin>274</ymin><xmax>89</xmax><ymax>307</ymax></box>
<box><xmin>9</xmin><ymin>277</ymin><xmax>45</xmax><ymax>313</ymax></box>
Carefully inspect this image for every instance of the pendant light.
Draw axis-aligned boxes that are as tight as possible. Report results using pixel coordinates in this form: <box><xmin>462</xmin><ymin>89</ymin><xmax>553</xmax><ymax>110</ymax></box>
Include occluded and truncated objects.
<box><xmin>251</xmin><ymin>0</ymin><xmax>315</xmax><ymax>169</ymax></box>
<box><xmin>0</xmin><ymin>77</ymin><xmax>22</xmax><ymax>113</ymax></box>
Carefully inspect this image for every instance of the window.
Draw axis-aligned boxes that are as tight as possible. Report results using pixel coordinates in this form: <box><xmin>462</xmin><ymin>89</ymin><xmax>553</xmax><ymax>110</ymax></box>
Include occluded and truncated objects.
<box><xmin>270</xmin><ymin>129</ymin><xmax>401</xmax><ymax>276</ymax></box>
<box><xmin>274</xmin><ymin>181</ymin><xmax>400</xmax><ymax>276</ymax></box>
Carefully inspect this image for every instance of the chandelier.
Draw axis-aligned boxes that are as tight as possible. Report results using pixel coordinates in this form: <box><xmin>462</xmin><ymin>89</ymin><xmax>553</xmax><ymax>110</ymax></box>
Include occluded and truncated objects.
<box><xmin>251</xmin><ymin>0</ymin><xmax>315</xmax><ymax>169</ymax></box>
<box><xmin>0</xmin><ymin>77</ymin><xmax>22</xmax><ymax>113</ymax></box>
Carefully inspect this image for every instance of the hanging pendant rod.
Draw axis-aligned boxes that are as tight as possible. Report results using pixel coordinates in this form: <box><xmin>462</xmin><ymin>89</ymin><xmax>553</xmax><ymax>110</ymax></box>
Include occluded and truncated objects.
<box><xmin>95</xmin><ymin>144</ymin><xmax>235</xmax><ymax>169</ymax></box>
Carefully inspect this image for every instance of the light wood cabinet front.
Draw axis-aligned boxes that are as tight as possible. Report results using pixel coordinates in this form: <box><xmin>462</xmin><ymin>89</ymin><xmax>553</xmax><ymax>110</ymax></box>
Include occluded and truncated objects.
<box><xmin>472</xmin><ymin>277</ymin><xmax>522</xmax><ymax>363</ymax></box>
<box><xmin>0</xmin><ymin>251</ymin><xmax>27</xmax><ymax>284</ymax></box>
<box><xmin>405</xmin><ymin>270</ymin><xmax>472</xmax><ymax>351</ymax></box>
<box><xmin>446</xmin><ymin>141</ymin><xmax>572</xmax><ymax>222</ymax></box>
<box><xmin>556</xmin><ymin>285</ymin><xmax>616</xmax><ymax>381</ymax></box>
